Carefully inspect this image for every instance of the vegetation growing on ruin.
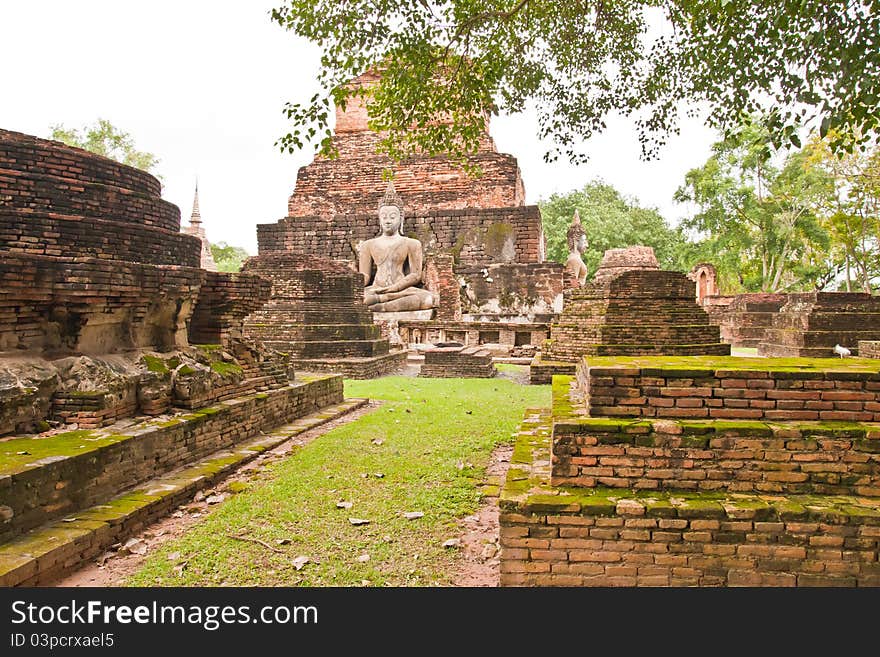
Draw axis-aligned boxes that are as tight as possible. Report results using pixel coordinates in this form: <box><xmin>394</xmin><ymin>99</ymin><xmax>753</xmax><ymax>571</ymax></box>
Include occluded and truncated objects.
<box><xmin>127</xmin><ymin>375</ymin><xmax>549</xmax><ymax>586</ymax></box>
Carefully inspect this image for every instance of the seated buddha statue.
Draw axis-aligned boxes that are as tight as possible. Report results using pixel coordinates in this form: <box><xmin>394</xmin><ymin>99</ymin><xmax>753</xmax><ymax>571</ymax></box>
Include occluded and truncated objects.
<box><xmin>358</xmin><ymin>182</ymin><xmax>437</xmax><ymax>312</ymax></box>
<box><xmin>565</xmin><ymin>209</ymin><xmax>589</xmax><ymax>286</ymax></box>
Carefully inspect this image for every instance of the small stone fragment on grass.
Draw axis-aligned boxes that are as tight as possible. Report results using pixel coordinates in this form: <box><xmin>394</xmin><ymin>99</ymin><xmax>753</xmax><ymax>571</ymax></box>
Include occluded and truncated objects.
<box><xmin>349</xmin><ymin>518</ymin><xmax>370</xmax><ymax>526</ymax></box>
<box><xmin>292</xmin><ymin>556</ymin><xmax>310</xmax><ymax>571</ymax></box>
<box><xmin>360</xmin><ymin>580</ymin><xmax>371</xmax><ymax>586</ymax></box>
<box><xmin>276</xmin><ymin>538</ymin><xmax>292</xmax><ymax>546</ymax></box>
<box><xmin>402</xmin><ymin>511</ymin><xmax>424</xmax><ymax>520</ymax></box>
<box><xmin>168</xmin><ymin>552</ymin><xmax>181</xmax><ymax>561</ymax></box>
<box><xmin>371</xmin><ymin>439</ymin><xmax>384</xmax><ymax>445</ymax></box>
<box><xmin>121</xmin><ymin>538</ymin><xmax>147</xmax><ymax>556</ymax></box>
<box><xmin>442</xmin><ymin>538</ymin><xmax>461</xmax><ymax>549</ymax></box>
<box><xmin>374</xmin><ymin>472</ymin><xmax>384</xmax><ymax>478</ymax></box>
<box><xmin>206</xmin><ymin>494</ymin><xmax>226</xmax><ymax>505</ymax></box>
<box><xmin>336</xmin><ymin>501</ymin><xmax>353</xmax><ymax>509</ymax></box>
<box><xmin>357</xmin><ymin>554</ymin><xmax>370</xmax><ymax>563</ymax></box>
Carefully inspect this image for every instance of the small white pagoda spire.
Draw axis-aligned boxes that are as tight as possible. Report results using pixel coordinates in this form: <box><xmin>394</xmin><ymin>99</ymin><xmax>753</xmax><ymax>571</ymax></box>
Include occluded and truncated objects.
<box><xmin>182</xmin><ymin>179</ymin><xmax>218</xmax><ymax>271</ymax></box>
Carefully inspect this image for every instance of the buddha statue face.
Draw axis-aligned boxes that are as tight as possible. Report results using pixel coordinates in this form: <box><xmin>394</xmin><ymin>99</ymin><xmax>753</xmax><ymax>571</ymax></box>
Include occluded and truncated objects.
<box><xmin>378</xmin><ymin>204</ymin><xmax>403</xmax><ymax>236</ymax></box>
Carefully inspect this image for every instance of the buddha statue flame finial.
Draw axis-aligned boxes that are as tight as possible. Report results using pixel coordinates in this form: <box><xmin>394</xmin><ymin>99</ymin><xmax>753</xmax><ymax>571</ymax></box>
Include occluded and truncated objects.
<box><xmin>379</xmin><ymin>180</ymin><xmax>404</xmax><ymax>217</ymax></box>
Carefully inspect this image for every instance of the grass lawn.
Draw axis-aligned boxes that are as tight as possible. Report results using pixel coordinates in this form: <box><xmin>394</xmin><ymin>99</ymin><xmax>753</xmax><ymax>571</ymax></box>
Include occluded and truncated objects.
<box><xmin>127</xmin><ymin>373</ymin><xmax>549</xmax><ymax>586</ymax></box>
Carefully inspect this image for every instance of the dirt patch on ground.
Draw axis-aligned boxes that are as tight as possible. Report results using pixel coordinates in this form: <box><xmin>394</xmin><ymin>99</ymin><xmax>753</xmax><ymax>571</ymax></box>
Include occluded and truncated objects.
<box><xmin>54</xmin><ymin>401</ymin><xmax>382</xmax><ymax>587</ymax></box>
<box><xmin>452</xmin><ymin>443</ymin><xmax>512</xmax><ymax>587</ymax></box>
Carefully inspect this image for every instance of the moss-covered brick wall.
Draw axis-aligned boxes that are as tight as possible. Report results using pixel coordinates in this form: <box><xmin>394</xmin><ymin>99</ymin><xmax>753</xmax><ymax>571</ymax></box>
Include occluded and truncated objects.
<box><xmin>0</xmin><ymin>375</ymin><xmax>343</xmax><ymax>544</ymax></box>
<box><xmin>580</xmin><ymin>356</ymin><xmax>880</xmax><ymax>422</ymax></box>
<box><xmin>760</xmin><ymin>292</ymin><xmax>880</xmax><ymax>358</ymax></box>
<box><xmin>552</xmin><ymin>418</ymin><xmax>880</xmax><ymax>496</ymax></box>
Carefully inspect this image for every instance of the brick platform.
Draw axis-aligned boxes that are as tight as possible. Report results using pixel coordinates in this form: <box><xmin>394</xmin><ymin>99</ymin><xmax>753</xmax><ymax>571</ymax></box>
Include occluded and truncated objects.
<box><xmin>0</xmin><ymin>373</ymin><xmax>343</xmax><ymax>545</ymax></box>
<box><xmin>760</xmin><ymin>292</ymin><xmax>880</xmax><ymax>357</ymax></box>
<box><xmin>419</xmin><ymin>345</ymin><xmax>497</xmax><ymax>378</ymax></box>
<box><xmin>860</xmin><ymin>342</ymin><xmax>880</xmax><ymax>359</ymax></box>
<box><xmin>0</xmin><ymin>391</ymin><xmax>365</xmax><ymax>587</ymax></box>
<box><xmin>578</xmin><ymin>355</ymin><xmax>880</xmax><ymax>422</ymax></box>
<box><xmin>242</xmin><ymin>253</ymin><xmax>405</xmax><ymax>379</ymax></box>
<box><xmin>500</xmin><ymin>358</ymin><xmax>880</xmax><ymax>587</ymax></box>
<box><xmin>704</xmin><ymin>293</ymin><xmax>787</xmax><ymax>348</ymax></box>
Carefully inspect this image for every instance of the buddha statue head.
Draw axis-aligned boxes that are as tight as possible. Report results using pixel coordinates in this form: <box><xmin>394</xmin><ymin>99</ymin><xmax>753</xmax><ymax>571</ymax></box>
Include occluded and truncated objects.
<box><xmin>378</xmin><ymin>181</ymin><xmax>405</xmax><ymax>236</ymax></box>
<box><xmin>566</xmin><ymin>209</ymin><xmax>588</xmax><ymax>254</ymax></box>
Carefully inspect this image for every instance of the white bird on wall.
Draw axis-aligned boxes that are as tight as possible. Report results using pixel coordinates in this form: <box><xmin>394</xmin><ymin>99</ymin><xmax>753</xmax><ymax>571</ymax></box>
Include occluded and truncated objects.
<box><xmin>833</xmin><ymin>344</ymin><xmax>852</xmax><ymax>358</ymax></box>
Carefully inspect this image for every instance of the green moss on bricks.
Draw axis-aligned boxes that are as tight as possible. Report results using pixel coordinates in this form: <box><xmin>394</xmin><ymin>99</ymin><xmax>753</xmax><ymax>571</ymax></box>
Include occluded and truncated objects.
<box><xmin>142</xmin><ymin>355</ymin><xmax>170</xmax><ymax>374</ymax></box>
<box><xmin>583</xmin><ymin>354</ymin><xmax>880</xmax><ymax>374</ymax></box>
<box><xmin>210</xmin><ymin>361</ymin><xmax>243</xmax><ymax>377</ymax></box>
<box><xmin>177</xmin><ymin>365</ymin><xmax>196</xmax><ymax>376</ymax></box>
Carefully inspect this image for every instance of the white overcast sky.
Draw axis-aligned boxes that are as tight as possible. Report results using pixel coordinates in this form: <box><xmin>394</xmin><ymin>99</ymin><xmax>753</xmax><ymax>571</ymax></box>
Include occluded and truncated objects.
<box><xmin>0</xmin><ymin>0</ymin><xmax>717</xmax><ymax>254</ymax></box>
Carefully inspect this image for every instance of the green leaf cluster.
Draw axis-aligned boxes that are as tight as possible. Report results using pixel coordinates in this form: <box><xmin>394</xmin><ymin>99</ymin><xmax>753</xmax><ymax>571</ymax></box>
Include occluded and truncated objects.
<box><xmin>50</xmin><ymin>119</ymin><xmax>160</xmax><ymax>175</ymax></box>
<box><xmin>270</xmin><ymin>1</ymin><xmax>880</xmax><ymax>165</ymax></box>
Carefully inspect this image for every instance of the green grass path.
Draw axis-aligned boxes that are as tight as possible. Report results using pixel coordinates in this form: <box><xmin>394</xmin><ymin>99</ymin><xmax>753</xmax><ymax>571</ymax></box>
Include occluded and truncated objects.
<box><xmin>128</xmin><ymin>373</ymin><xmax>549</xmax><ymax>586</ymax></box>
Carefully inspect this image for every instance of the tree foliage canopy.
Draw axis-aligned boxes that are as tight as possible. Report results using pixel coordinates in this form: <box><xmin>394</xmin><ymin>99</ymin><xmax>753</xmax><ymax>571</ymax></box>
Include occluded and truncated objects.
<box><xmin>271</xmin><ymin>1</ymin><xmax>880</xmax><ymax>164</ymax></box>
<box><xmin>50</xmin><ymin>119</ymin><xmax>160</xmax><ymax>175</ymax></box>
<box><xmin>539</xmin><ymin>181</ymin><xmax>691</xmax><ymax>274</ymax></box>
<box><xmin>676</xmin><ymin>117</ymin><xmax>880</xmax><ymax>293</ymax></box>
<box><xmin>210</xmin><ymin>242</ymin><xmax>251</xmax><ymax>273</ymax></box>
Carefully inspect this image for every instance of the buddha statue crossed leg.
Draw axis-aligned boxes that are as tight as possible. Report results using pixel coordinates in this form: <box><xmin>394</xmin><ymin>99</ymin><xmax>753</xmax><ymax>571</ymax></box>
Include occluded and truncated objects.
<box><xmin>359</xmin><ymin>182</ymin><xmax>437</xmax><ymax>312</ymax></box>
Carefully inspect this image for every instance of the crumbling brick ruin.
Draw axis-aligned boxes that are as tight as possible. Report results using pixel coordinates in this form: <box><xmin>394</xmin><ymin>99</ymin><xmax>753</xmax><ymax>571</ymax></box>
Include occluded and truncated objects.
<box><xmin>241</xmin><ymin>253</ymin><xmax>406</xmax><ymax>378</ymax></box>
<box><xmin>759</xmin><ymin>292</ymin><xmax>880</xmax><ymax>357</ymax></box>
<box><xmin>501</xmin><ymin>356</ymin><xmax>880</xmax><ymax>586</ymax></box>
<box><xmin>860</xmin><ymin>341</ymin><xmax>880</xmax><ymax>359</ymax></box>
<box><xmin>702</xmin><ymin>293</ymin><xmax>787</xmax><ymax>349</ymax></box>
<box><xmin>256</xmin><ymin>72</ymin><xmax>564</xmax><ymax>353</ymax></box>
<box><xmin>418</xmin><ymin>344</ymin><xmax>497</xmax><ymax>378</ymax></box>
<box><xmin>0</xmin><ymin>130</ymin><xmax>346</xmax><ymax>585</ymax></box>
<box><xmin>531</xmin><ymin>247</ymin><xmax>729</xmax><ymax>384</ymax></box>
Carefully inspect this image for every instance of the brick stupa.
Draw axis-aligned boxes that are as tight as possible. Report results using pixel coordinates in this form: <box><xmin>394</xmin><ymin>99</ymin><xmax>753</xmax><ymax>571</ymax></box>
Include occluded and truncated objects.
<box><xmin>241</xmin><ymin>253</ymin><xmax>406</xmax><ymax>378</ymax></box>
<box><xmin>531</xmin><ymin>246</ymin><xmax>729</xmax><ymax>383</ymax></box>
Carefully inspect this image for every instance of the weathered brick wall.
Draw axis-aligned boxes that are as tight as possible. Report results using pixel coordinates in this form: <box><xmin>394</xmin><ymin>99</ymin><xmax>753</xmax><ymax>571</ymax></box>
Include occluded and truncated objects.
<box><xmin>288</xmin><ymin>151</ymin><xmax>525</xmax><ymax>217</ymax></box>
<box><xmin>551</xmin><ymin>419</ymin><xmax>880</xmax><ymax>496</ymax></box>
<box><xmin>0</xmin><ymin>129</ymin><xmax>161</xmax><ymax>197</ymax></box>
<box><xmin>581</xmin><ymin>360</ymin><xmax>880</xmax><ymax>421</ymax></box>
<box><xmin>0</xmin><ymin>376</ymin><xmax>343</xmax><ymax>544</ymax></box>
<box><xmin>706</xmin><ymin>293</ymin><xmax>787</xmax><ymax>348</ymax></box>
<box><xmin>257</xmin><ymin>206</ymin><xmax>543</xmax><ymax>266</ymax></box>
<box><xmin>458</xmin><ymin>262</ymin><xmax>564</xmax><ymax>315</ymax></box>
<box><xmin>760</xmin><ymin>292</ymin><xmax>880</xmax><ymax>357</ymax></box>
<box><xmin>500</xmin><ymin>504</ymin><xmax>880</xmax><ymax>587</ymax></box>
<box><xmin>425</xmin><ymin>253</ymin><xmax>461</xmax><ymax>321</ymax></box>
<box><xmin>189</xmin><ymin>271</ymin><xmax>272</xmax><ymax>345</ymax></box>
<box><xmin>0</xmin><ymin>252</ymin><xmax>203</xmax><ymax>353</ymax></box>
<box><xmin>419</xmin><ymin>346</ymin><xmax>496</xmax><ymax>378</ymax></box>
<box><xmin>0</xmin><ymin>213</ymin><xmax>201</xmax><ymax>267</ymax></box>
<box><xmin>0</xmin><ymin>130</ymin><xmax>268</xmax><ymax>358</ymax></box>
<box><xmin>860</xmin><ymin>341</ymin><xmax>880</xmax><ymax>359</ymax></box>
<box><xmin>501</xmin><ymin>402</ymin><xmax>880</xmax><ymax>587</ymax></box>
<box><xmin>286</xmin><ymin>70</ymin><xmax>524</xmax><ymax>217</ymax></box>
<box><xmin>241</xmin><ymin>253</ymin><xmax>397</xmax><ymax>369</ymax></box>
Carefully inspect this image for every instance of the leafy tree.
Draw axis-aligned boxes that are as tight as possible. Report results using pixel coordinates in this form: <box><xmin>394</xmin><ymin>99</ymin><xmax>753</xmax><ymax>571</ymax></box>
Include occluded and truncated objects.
<box><xmin>271</xmin><ymin>1</ymin><xmax>880</xmax><ymax>164</ymax></box>
<box><xmin>674</xmin><ymin>118</ymin><xmax>833</xmax><ymax>293</ymax></box>
<box><xmin>807</xmin><ymin>136</ymin><xmax>880</xmax><ymax>292</ymax></box>
<box><xmin>539</xmin><ymin>181</ymin><xmax>691</xmax><ymax>274</ymax></box>
<box><xmin>50</xmin><ymin>119</ymin><xmax>160</xmax><ymax>174</ymax></box>
<box><xmin>210</xmin><ymin>242</ymin><xmax>251</xmax><ymax>273</ymax></box>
